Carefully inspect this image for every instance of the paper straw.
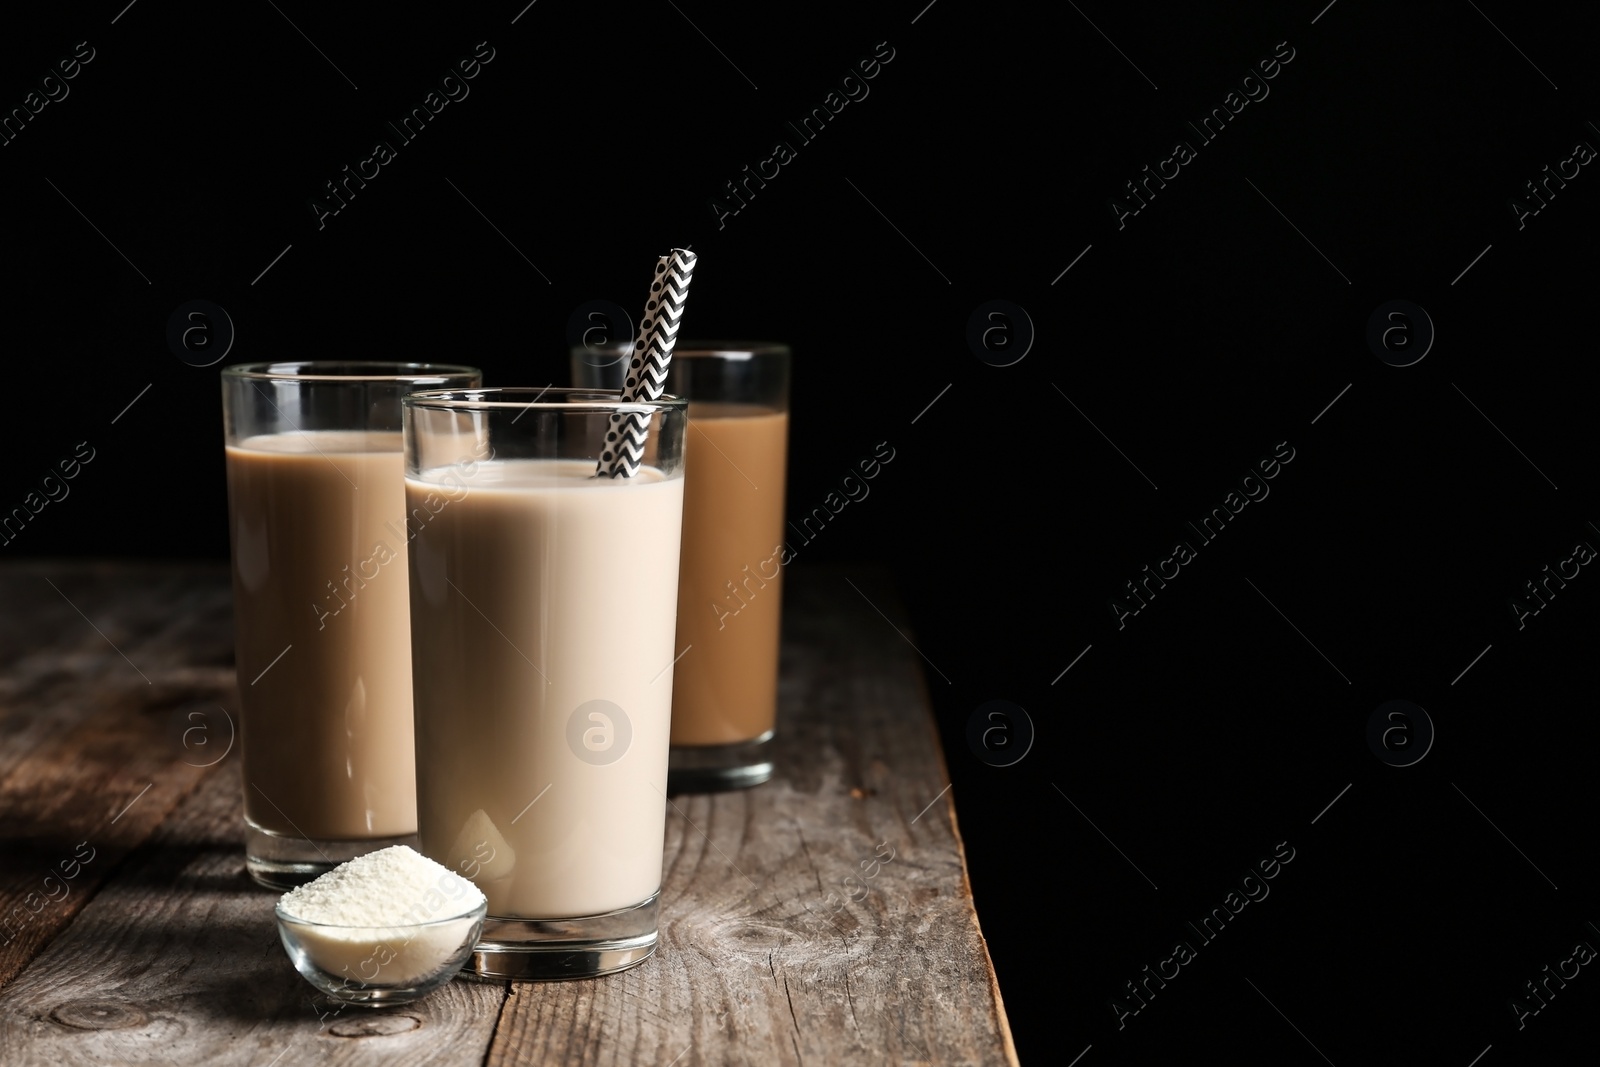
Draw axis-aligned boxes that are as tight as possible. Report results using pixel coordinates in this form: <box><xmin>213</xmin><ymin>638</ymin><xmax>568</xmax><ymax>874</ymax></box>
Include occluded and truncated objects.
<box><xmin>596</xmin><ymin>248</ymin><xmax>698</xmax><ymax>478</ymax></box>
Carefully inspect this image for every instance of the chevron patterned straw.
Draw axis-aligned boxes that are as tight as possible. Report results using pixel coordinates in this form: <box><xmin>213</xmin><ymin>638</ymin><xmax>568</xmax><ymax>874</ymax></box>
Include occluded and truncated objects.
<box><xmin>596</xmin><ymin>247</ymin><xmax>698</xmax><ymax>478</ymax></box>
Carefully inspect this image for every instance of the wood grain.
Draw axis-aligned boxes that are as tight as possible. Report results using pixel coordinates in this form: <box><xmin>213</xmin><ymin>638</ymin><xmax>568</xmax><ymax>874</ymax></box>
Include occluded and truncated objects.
<box><xmin>0</xmin><ymin>562</ymin><xmax>237</xmax><ymax>989</ymax></box>
<box><xmin>483</xmin><ymin>571</ymin><xmax>1016</xmax><ymax>1067</ymax></box>
<box><xmin>0</xmin><ymin>761</ymin><xmax>508</xmax><ymax>1066</ymax></box>
<box><xmin>0</xmin><ymin>564</ymin><xmax>1014</xmax><ymax>1066</ymax></box>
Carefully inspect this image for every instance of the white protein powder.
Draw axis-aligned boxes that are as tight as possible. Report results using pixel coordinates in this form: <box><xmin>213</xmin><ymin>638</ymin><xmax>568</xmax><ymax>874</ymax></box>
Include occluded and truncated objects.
<box><xmin>278</xmin><ymin>845</ymin><xmax>486</xmax><ymax>986</ymax></box>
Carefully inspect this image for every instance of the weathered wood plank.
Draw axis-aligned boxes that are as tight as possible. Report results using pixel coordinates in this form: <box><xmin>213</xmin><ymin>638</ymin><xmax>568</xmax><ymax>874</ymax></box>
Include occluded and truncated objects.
<box><xmin>0</xmin><ymin>564</ymin><xmax>1013</xmax><ymax>1065</ymax></box>
<box><xmin>0</xmin><ymin>562</ymin><xmax>238</xmax><ymax>988</ymax></box>
<box><xmin>0</xmin><ymin>760</ymin><xmax>510</xmax><ymax>1066</ymax></box>
<box><xmin>0</xmin><ymin>561</ymin><xmax>236</xmax><ymax>780</ymax></box>
<box><xmin>484</xmin><ymin>571</ymin><xmax>1017</xmax><ymax>1067</ymax></box>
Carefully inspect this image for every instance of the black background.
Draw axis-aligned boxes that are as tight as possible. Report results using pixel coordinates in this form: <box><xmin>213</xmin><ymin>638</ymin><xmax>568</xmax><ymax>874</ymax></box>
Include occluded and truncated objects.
<box><xmin>3</xmin><ymin>1</ymin><xmax>1598</xmax><ymax>1063</ymax></box>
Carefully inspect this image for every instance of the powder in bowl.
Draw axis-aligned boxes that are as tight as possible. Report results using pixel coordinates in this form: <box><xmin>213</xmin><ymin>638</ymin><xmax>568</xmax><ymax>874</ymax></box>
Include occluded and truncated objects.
<box><xmin>277</xmin><ymin>845</ymin><xmax>486</xmax><ymax>989</ymax></box>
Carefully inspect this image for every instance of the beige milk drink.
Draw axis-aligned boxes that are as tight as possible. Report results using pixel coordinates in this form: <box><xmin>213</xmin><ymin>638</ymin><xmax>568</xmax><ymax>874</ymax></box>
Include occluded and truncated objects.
<box><xmin>407</xmin><ymin>458</ymin><xmax>684</xmax><ymax>918</ymax></box>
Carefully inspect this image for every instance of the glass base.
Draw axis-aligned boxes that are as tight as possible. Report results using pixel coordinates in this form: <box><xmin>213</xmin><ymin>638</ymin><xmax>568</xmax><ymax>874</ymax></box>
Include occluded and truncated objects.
<box><xmin>667</xmin><ymin>730</ymin><xmax>776</xmax><ymax>794</ymax></box>
<box><xmin>467</xmin><ymin>892</ymin><xmax>659</xmax><ymax>980</ymax></box>
<box><xmin>244</xmin><ymin>821</ymin><xmax>418</xmax><ymax>890</ymax></box>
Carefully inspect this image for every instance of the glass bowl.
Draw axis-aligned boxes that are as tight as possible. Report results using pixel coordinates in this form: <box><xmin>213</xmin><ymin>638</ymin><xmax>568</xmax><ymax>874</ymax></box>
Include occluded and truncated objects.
<box><xmin>275</xmin><ymin>899</ymin><xmax>488</xmax><ymax>1006</ymax></box>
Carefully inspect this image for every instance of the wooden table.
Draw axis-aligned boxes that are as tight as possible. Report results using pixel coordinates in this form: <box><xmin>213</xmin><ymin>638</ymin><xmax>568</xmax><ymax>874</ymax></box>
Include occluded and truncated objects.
<box><xmin>0</xmin><ymin>562</ymin><xmax>1015</xmax><ymax>1066</ymax></box>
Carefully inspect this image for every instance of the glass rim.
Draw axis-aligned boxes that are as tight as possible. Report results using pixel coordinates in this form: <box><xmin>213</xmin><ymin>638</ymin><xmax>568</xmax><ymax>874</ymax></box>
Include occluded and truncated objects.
<box><xmin>404</xmin><ymin>386</ymin><xmax>688</xmax><ymax>414</ymax></box>
<box><xmin>221</xmin><ymin>361</ymin><xmax>482</xmax><ymax>383</ymax></box>
<box><xmin>572</xmin><ymin>341</ymin><xmax>789</xmax><ymax>361</ymax></box>
<box><xmin>672</xmin><ymin>341</ymin><xmax>789</xmax><ymax>360</ymax></box>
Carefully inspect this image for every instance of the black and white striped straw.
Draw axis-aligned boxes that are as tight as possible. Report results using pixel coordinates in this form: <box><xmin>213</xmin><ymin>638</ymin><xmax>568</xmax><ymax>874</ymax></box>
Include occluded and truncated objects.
<box><xmin>596</xmin><ymin>247</ymin><xmax>697</xmax><ymax>478</ymax></box>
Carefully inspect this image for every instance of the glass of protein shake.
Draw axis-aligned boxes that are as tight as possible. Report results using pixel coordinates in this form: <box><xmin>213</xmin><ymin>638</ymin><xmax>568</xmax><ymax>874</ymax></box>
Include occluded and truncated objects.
<box><xmin>402</xmin><ymin>387</ymin><xmax>688</xmax><ymax>979</ymax></box>
<box><xmin>573</xmin><ymin>342</ymin><xmax>791</xmax><ymax>792</ymax></box>
<box><xmin>221</xmin><ymin>362</ymin><xmax>481</xmax><ymax>889</ymax></box>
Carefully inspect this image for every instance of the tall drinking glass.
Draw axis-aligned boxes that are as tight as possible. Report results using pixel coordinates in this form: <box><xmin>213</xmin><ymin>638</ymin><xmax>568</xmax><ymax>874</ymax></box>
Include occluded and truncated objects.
<box><xmin>222</xmin><ymin>362</ymin><xmax>481</xmax><ymax>889</ymax></box>
<box><xmin>403</xmin><ymin>388</ymin><xmax>687</xmax><ymax>979</ymax></box>
<box><xmin>573</xmin><ymin>342</ymin><xmax>791</xmax><ymax>791</ymax></box>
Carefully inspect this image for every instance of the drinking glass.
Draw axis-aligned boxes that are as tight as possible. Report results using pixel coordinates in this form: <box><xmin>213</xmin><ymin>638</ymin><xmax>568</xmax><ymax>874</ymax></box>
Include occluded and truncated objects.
<box><xmin>403</xmin><ymin>387</ymin><xmax>687</xmax><ymax>979</ymax></box>
<box><xmin>574</xmin><ymin>343</ymin><xmax>791</xmax><ymax>791</ymax></box>
<box><xmin>222</xmin><ymin>361</ymin><xmax>481</xmax><ymax>889</ymax></box>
